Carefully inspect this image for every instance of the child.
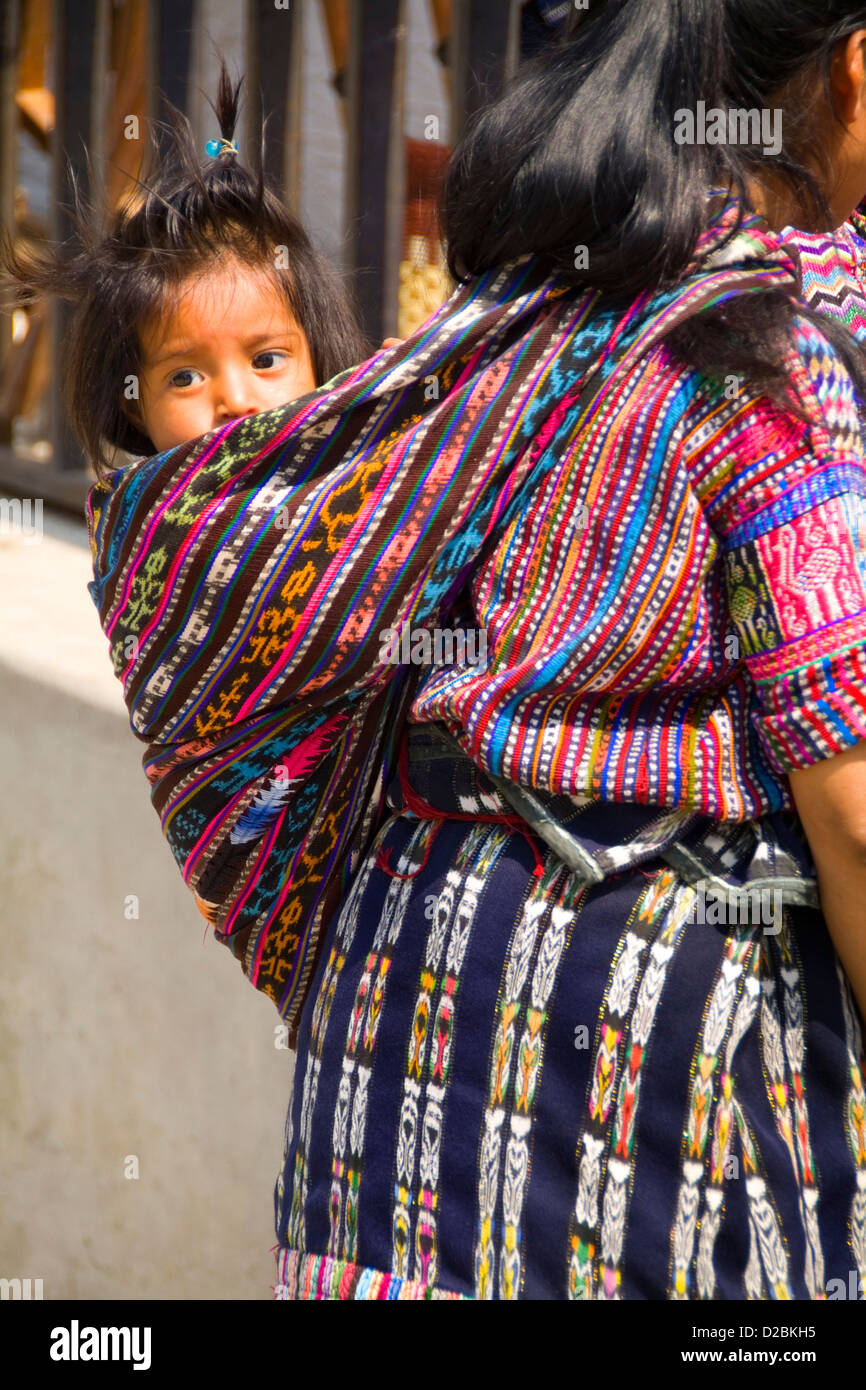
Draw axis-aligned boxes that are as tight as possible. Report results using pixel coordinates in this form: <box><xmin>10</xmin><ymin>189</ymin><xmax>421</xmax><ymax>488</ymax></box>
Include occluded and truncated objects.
<box><xmin>2</xmin><ymin>63</ymin><xmax>373</xmax><ymax>475</ymax></box>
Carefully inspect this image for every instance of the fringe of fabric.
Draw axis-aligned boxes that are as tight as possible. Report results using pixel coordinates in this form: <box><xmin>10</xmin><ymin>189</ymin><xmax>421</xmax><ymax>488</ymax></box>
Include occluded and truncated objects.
<box><xmin>273</xmin><ymin>1247</ymin><xmax>470</xmax><ymax>1301</ymax></box>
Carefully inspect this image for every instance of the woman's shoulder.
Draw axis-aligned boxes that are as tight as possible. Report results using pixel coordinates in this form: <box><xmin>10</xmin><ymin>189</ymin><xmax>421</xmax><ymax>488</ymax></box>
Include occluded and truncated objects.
<box><xmin>653</xmin><ymin>303</ymin><xmax>864</xmax><ymax>470</ymax></box>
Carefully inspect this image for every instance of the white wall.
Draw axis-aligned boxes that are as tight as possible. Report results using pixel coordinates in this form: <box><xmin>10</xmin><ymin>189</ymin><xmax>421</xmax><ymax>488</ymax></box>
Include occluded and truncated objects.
<box><xmin>0</xmin><ymin>511</ymin><xmax>294</xmax><ymax>1299</ymax></box>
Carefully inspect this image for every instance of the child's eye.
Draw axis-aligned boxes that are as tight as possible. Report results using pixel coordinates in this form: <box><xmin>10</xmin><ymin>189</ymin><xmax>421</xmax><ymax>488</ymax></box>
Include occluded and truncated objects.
<box><xmin>168</xmin><ymin>368</ymin><xmax>203</xmax><ymax>389</ymax></box>
<box><xmin>253</xmin><ymin>350</ymin><xmax>289</xmax><ymax>370</ymax></box>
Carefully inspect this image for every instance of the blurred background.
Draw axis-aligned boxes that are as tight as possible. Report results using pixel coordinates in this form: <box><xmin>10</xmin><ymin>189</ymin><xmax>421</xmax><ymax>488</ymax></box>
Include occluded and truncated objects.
<box><xmin>0</xmin><ymin>0</ymin><xmax>569</xmax><ymax>1300</ymax></box>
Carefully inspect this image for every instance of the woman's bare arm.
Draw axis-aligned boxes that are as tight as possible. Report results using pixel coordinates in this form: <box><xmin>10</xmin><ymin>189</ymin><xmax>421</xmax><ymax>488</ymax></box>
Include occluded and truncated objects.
<box><xmin>789</xmin><ymin>742</ymin><xmax>866</xmax><ymax>1022</ymax></box>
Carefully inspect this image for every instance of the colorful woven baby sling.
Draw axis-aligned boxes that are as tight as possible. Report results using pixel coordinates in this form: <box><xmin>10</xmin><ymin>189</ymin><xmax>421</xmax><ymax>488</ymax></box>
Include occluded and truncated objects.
<box><xmin>86</xmin><ymin>210</ymin><xmax>802</xmax><ymax>1042</ymax></box>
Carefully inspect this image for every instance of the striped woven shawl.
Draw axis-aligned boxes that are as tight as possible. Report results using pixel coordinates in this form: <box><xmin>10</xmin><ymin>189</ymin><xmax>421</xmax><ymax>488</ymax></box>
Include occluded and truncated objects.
<box><xmin>87</xmin><ymin>213</ymin><xmax>803</xmax><ymax>1035</ymax></box>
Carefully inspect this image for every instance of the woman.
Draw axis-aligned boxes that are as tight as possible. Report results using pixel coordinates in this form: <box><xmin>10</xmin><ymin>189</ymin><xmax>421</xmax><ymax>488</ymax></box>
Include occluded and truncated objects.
<box><xmin>88</xmin><ymin>1</ymin><xmax>866</xmax><ymax>1300</ymax></box>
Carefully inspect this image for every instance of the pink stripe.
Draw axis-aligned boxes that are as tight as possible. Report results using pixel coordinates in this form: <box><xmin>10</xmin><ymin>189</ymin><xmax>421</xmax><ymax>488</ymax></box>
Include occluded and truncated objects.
<box><xmin>233</xmin><ymin>433</ymin><xmax>420</xmax><ymax>719</ymax></box>
<box><xmin>222</xmin><ymin>805</ymin><xmax>287</xmax><ymax>937</ymax></box>
<box><xmin>106</xmin><ymin>432</ymin><xmax>227</xmax><ymax>640</ymax></box>
<box><xmin>452</xmin><ymin>341</ymin><xmax>491</xmax><ymax>393</ymax></box>
<box><xmin>249</xmin><ymin>733</ymin><xmax>357</xmax><ymax>986</ymax></box>
<box><xmin>181</xmin><ymin>780</ymin><xmax>251</xmax><ymax>880</ymax></box>
<box><xmin>117</xmin><ymin>443</ymin><xmax>268</xmax><ymax>669</ymax></box>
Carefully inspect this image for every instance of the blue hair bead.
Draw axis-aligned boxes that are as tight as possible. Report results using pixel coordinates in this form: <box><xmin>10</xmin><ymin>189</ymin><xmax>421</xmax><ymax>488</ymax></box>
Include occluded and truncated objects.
<box><xmin>206</xmin><ymin>137</ymin><xmax>238</xmax><ymax>158</ymax></box>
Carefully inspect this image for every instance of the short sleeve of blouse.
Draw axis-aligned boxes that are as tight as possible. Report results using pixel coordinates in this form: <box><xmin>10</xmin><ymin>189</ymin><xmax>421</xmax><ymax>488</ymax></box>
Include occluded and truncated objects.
<box><xmin>684</xmin><ymin>317</ymin><xmax>866</xmax><ymax>777</ymax></box>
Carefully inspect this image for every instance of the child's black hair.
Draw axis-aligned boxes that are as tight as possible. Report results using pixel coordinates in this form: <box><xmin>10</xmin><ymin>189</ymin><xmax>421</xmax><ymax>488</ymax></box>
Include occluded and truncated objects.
<box><xmin>1</xmin><ymin>62</ymin><xmax>371</xmax><ymax>477</ymax></box>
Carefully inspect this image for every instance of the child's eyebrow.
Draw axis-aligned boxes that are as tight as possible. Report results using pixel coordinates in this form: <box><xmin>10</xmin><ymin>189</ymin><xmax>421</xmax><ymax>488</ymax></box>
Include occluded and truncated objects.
<box><xmin>146</xmin><ymin>329</ymin><xmax>302</xmax><ymax>368</ymax></box>
<box><xmin>245</xmin><ymin>329</ymin><xmax>303</xmax><ymax>349</ymax></box>
<box><xmin>147</xmin><ymin>343</ymin><xmax>199</xmax><ymax>367</ymax></box>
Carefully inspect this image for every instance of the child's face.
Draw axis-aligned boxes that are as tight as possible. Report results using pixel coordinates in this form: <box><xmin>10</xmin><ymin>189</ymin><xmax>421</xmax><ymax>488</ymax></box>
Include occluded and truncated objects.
<box><xmin>129</xmin><ymin>258</ymin><xmax>317</xmax><ymax>453</ymax></box>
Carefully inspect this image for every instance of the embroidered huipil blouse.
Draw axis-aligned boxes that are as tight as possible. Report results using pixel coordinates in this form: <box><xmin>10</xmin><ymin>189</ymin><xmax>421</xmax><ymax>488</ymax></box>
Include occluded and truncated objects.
<box><xmin>408</xmin><ymin>250</ymin><xmax>866</xmax><ymax>822</ymax></box>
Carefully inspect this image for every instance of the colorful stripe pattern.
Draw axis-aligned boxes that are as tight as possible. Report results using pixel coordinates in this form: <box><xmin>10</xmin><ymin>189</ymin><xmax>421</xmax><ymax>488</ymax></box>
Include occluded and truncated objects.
<box><xmin>274</xmin><ymin>1247</ymin><xmax>469</xmax><ymax>1300</ymax></box>
<box><xmin>87</xmin><ymin>198</ymin><xmax>866</xmax><ymax>1034</ymax></box>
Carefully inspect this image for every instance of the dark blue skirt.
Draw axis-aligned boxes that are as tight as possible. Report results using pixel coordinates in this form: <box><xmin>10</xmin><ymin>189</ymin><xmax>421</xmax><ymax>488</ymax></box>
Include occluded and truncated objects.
<box><xmin>273</xmin><ymin>724</ymin><xmax>866</xmax><ymax>1300</ymax></box>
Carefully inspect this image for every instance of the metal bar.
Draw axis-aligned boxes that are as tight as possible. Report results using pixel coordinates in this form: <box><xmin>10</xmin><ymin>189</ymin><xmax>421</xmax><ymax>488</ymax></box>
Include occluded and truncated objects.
<box><xmin>0</xmin><ymin>0</ymin><xmax>20</xmax><ymax>240</ymax></box>
<box><xmin>318</xmin><ymin>0</ymin><xmax>349</xmax><ymax>138</ymax></box>
<box><xmin>0</xmin><ymin>0</ymin><xmax>21</xmax><ymax>435</ymax></box>
<box><xmin>429</xmin><ymin>0</ymin><xmax>450</xmax><ymax>68</ymax></box>
<box><xmin>246</xmin><ymin>0</ymin><xmax>296</xmax><ymax>194</ymax></box>
<box><xmin>450</xmin><ymin>0</ymin><xmax>518</xmax><ymax>148</ymax></box>
<box><xmin>284</xmin><ymin>0</ymin><xmax>303</xmax><ymax>207</ymax></box>
<box><xmin>153</xmin><ymin>0</ymin><xmax>194</xmax><ymax>118</ymax></box>
<box><xmin>104</xmin><ymin>0</ymin><xmax>149</xmax><ymax>209</ymax></box>
<box><xmin>50</xmin><ymin>0</ymin><xmax>98</xmax><ymax>472</ymax></box>
<box><xmin>88</xmin><ymin>0</ymin><xmax>111</xmax><ymax>189</ymax></box>
<box><xmin>345</xmin><ymin>0</ymin><xmax>405</xmax><ymax>344</ymax></box>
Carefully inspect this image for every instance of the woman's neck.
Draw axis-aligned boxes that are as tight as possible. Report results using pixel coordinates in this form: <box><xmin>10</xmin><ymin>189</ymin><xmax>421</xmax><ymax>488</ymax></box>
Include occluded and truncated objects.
<box><xmin>745</xmin><ymin>173</ymin><xmax>804</xmax><ymax>231</ymax></box>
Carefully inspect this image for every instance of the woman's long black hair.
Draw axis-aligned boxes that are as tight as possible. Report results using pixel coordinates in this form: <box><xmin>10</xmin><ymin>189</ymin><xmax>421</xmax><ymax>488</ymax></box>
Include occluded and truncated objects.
<box><xmin>1</xmin><ymin>62</ymin><xmax>370</xmax><ymax>476</ymax></box>
<box><xmin>441</xmin><ymin>0</ymin><xmax>866</xmax><ymax>409</ymax></box>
